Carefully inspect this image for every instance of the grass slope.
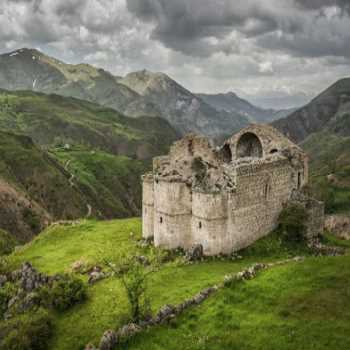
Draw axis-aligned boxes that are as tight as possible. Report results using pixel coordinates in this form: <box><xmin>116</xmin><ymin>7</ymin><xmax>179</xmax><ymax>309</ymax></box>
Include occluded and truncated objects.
<box><xmin>9</xmin><ymin>218</ymin><xmax>350</xmax><ymax>350</ymax></box>
<box><xmin>0</xmin><ymin>130</ymin><xmax>89</xmax><ymax>241</ymax></box>
<box><xmin>129</xmin><ymin>254</ymin><xmax>350</xmax><ymax>350</ymax></box>
<box><xmin>51</xmin><ymin>147</ymin><xmax>147</xmax><ymax>218</ymax></box>
<box><xmin>10</xmin><ymin>219</ymin><xmax>285</xmax><ymax>350</ymax></box>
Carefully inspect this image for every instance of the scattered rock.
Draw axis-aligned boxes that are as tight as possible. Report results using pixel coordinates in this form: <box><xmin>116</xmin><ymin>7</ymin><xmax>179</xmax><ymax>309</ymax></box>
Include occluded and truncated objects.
<box><xmin>325</xmin><ymin>214</ymin><xmax>350</xmax><ymax>240</ymax></box>
<box><xmin>308</xmin><ymin>238</ymin><xmax>345</xmax><ymax>256</ymax></box>
<box><xmin>88</xmin><ymin>271</ymin><xmax>105</xmax><ymax>285</ymax></box>
<box><xmin>71</xmin><ymin>259</ymin><xmax>87</xmax><ymax>273</ymax></box>
<box><xmin>99</xmin><ymin>330</ymin><xmax>117</xmax><ymax>350</ymax></box>
<box><xmin>0</xmin><ymin>274</ymin><xmax>7</xmax><ymax>287</ymax></box>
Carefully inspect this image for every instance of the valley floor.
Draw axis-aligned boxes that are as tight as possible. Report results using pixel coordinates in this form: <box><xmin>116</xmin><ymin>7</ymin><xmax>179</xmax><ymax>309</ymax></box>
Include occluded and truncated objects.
<box><xmin>8</xmin><ymin>218</ymin><xmax>350</xmax><ymax>350</ymax></box>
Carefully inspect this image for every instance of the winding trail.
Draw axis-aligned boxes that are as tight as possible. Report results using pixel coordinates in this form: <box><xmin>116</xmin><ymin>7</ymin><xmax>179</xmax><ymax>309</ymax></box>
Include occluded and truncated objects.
<box><xmin>64</xmin><ymin>158</ymin><xmax>93</xmax><ymax>218</ymax></box>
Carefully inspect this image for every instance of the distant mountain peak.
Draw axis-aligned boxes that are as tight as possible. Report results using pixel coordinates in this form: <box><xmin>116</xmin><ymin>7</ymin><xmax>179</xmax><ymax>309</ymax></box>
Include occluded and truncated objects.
<box><xmin>0</xmin><ymin>47</ymin><xmax>249</xmax><ymax>139</ymax></box>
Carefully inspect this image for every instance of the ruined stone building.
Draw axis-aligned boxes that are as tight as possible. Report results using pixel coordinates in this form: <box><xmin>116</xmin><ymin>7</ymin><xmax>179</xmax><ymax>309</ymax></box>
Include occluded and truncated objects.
<box><xmin>142</xmin><ymin>124</ymin><xmax>324</xmax><ymax>255</ymax></box>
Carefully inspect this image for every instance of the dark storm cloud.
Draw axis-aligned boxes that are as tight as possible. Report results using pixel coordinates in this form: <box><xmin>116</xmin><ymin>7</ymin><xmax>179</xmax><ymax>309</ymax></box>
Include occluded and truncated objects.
<box><xmin>126</xmin><ymin>0</ymin><xmax>350</xmax><ymax>58</ymax></box>
<box><xmin>126</xmin><ymin>1</ymin><xmax>280</xmax><ymax>36</ymax></box>
<box><xmin>294</xmin><ymin>0</ymin><xmax>350</xmax><ymax>13</ymax></box>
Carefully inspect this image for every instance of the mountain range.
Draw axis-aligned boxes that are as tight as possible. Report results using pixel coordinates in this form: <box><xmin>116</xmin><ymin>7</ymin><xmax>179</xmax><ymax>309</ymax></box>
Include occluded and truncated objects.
<box><xmin>0</xmin><ymin>47</ymin><xmax>349</xmax><ymax>240</ymax></box>
<box><xmin>0</xmin><ymin>48</ymin><xmax>293</xmax><ymax>139</ymax></box>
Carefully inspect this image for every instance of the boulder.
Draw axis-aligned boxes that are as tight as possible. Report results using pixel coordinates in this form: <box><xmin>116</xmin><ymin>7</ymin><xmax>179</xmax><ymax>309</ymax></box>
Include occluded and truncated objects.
<box><xmin>99</xmin><ymin>330</ymin><xmax>117</xmax><ymax>350</ymax></box>
<box><xmin>325</xmin><ymin>215</ymin><xmax>350</xmax><ymax>240</ymax></box>
<box><xmin>88</xmin><ymin>271</ymin><xmax>105</xmax><ymax>285</ymax></box>
<box><xmin>0</xmin><ymin>274</ymin><xmax>7</xmax><ymax>287</ymax></box>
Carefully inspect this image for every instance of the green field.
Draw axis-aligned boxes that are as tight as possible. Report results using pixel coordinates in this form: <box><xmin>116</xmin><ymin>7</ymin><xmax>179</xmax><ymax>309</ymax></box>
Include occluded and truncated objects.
<box><xmin>6</xmin><ymin>218</ymin><xmax>349</xmax><ymax>350</ymax></box>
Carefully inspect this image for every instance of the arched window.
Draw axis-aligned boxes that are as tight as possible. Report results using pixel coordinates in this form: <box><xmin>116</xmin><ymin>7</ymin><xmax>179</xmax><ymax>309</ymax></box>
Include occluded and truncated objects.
<box><xmin>236</xmin><ymin>132</ymin><xmax>263</xmax><ymax>158</ymax></box>
<box><xmin>198</xmin><ymin>221</ymin><xmax>202</xmax><ymax>229</ymax></box>
<box><xmin>159</xmin><ymin>216</ymin><xmax>163</xmax><ymax>224</ymax></box>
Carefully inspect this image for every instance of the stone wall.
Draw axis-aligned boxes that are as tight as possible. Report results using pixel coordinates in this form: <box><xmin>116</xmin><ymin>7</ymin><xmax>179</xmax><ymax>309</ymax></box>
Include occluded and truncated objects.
<box><xmin>230</xmin><ymin>159</ymin><xmax>294</xmax><ymax>250</ymax></box>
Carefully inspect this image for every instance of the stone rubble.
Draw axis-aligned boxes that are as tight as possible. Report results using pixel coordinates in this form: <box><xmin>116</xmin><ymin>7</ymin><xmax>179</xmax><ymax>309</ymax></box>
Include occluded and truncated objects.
<box><xmin>1</xmin><ymin>262</ymin><xmax>59</xmax><ymax>319</ymax></box>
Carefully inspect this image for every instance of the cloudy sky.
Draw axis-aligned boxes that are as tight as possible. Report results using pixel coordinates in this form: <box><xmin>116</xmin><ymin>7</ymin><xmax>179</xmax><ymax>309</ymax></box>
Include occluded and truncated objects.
<box><xmin>1</xmin><ymin>0</ymin><xmax>350</xmax><ymax>108</ymax></box>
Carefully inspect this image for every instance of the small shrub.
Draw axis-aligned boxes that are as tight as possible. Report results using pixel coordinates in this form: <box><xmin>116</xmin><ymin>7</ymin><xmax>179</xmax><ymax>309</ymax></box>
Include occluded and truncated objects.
<box><xmin>0</xmin><ymin>256</ymin><xmax>10</xmax><ymax>275</ymax></box>
<box><xmin>0</xmin><ymin>307</ymin><xmax>53</xmax><ymax>350</ymax></box>
<box><xmin>38</xmin><ymin>274</ymin><xmax>87</xmax><ymax>311</ymax></box>
<box><xmin>0</xmin><ymin>283</ymin><xmax>16</xmax><ymax>318</ymax></box>
<box><xmin>241</xmin><ymin>231</ymin><xmax>284</xmax><ymax>257</ymax></box>
<box><xmin>0</xmin><ymin>229</ymin><xmax>17</xmax><ymax>255</ymax></box>
<box><xmin>22</xmin><ymin>207</ymin><xmax>41</xmax><ymax>232</ymax></box>
<box><xmin>278</xmin><ymin>203</ymin><xmax>308</xmax><ymax>243</ymax></box>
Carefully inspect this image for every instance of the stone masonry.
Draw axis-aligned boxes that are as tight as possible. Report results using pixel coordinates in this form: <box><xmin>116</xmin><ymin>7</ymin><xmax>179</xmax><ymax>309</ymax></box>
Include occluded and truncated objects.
<box><xmin>142</xmin><ymin>124</ymin><xmax>324</xmax><ymax>255</ymax></box>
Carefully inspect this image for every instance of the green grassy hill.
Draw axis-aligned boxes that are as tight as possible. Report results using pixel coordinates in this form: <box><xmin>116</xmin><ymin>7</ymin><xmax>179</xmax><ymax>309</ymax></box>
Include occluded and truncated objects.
<box><xmin>50</xmin><ymin>147</ymin><xmax>147</xmax><ymax>218</ymax></box>
<box><xmin>0</xmin><ymin>89</ymin><xmax>178</xmax><ymax>159</ymax></box>
<box><xmin>0</xmin><ymin>131</ymin><xmax>88</xmax><ymax>241</ymax></box>
<box><xmin>5</xmin><ymin>218</ymin><xmax>350</xmax><ymax>350</ymax></box>
<box><xmin>0</xmin><ymin>89</ymin><xmax>178</xmax><ymax>240</ymax></box>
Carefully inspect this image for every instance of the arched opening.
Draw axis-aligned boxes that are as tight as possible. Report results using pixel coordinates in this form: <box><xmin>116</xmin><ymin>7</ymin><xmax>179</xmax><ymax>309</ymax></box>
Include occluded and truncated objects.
<box><xmin>270</xmin><ymin>148</ymin><xmax>278</xmax><ymax>154</ymax></box>
<box><xmin>159</xmin><ymin>216</ymin><xmax>163</xmax><ymax>224</ymax></box>
<box><xmin>220</xmin><ymin>144</ymin><xmax>232</xmax><ymax>163</ymax></box>
<box><xmin>198</xmin><ymin>221</ymin><xmax>202</xmax><ymax>229</ymax></box>
<box><xmin>236</xmin><ymin>132</ymin><xmax>263</xmax><ymax>158</ymax></box>
<box><xmin>297</xmin><ymin>172</ymin><xmax>301</xmax><ymax>189</ymax></box>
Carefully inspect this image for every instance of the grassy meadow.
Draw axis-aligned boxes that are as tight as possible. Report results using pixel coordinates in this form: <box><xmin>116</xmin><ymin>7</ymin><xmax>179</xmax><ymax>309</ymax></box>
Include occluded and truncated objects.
<box><xmin>6</xmin><ymin>218</ymin><xmax>349</xmax><ymax>350</ymax></box>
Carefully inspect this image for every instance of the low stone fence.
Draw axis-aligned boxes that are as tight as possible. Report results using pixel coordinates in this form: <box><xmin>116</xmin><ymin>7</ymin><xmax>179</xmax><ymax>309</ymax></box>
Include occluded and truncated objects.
<box><xmin>85</xmin><ymin>257</ymin><xmax>305</xmax><ymax>350</ymax></box>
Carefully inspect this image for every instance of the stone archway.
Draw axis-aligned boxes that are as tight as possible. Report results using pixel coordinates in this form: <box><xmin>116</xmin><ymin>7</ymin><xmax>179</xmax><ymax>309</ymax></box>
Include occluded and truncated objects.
<box><xmin>236</xmin><ymin>132</ymin><xmax>263</xmax><ymax>158</ymax></box>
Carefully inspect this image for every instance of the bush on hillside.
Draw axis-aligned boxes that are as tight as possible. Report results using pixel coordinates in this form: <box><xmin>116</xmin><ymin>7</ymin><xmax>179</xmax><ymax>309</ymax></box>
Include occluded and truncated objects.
<box><xmin>0</xmin><ymin>308</ymin><xmax>53</xmax><ymax>350</ymax></box>
<box><xmin>0</xmin><ymin>256</ymin><xmax>10</xmax><ymax>275</ymax></box>
<box><xmin>22</xmin><ymin>208</ymin><xmax>41</xmax><ymax>232</ymax></box>
<box><xmin>0</xmin><ymin>283</ymin><xmax>16</xmax><ymax>318</ymax></box>
<box><xmin>309</xmin><ymin>179</ymin><xmax>336</xmax><ymax>213</ymax></box>
<box><xmin>0</xmin><ymin>229</ymin><xmax>17</xmax><ymax>255</ymax></box>
<box><xmin>38</xmin><ymin>274</ymin><xmax>87</xmax><ymax>311</ymax></box>
<box><xmin>278</xmin><ymin>203</ymin><xmax>308</xmax><ymax>243</ymax></box>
